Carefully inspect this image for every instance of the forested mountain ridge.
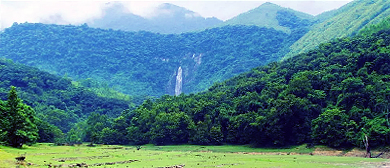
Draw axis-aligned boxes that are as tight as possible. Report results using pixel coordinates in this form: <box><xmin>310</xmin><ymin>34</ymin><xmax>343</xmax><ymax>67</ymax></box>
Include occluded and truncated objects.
<box><xmin>0</xmin><ymin>58</ymin><xmax>131</xmax><ymax>132</ymax></box>
<box><xmin>286</xmin><ymin>0</ymin><xmax>390</xmax><ymax>58</ymax></box>
<box><xmin>221</xmin><ymin>2</ymin><xmax>314</xmax><ymax>34</ymax></box>
<box><xmin>105</xmin><ymin>28</ymin><xmax>390</xmax><ymax>147</ymax></box>
<box><xmin>88</xmin><ymin>3</ymin><xmax>222</xmax><ymax>34</ymax></box>
<box><xmin>0</xmin><ymin>22</ymin><xmax>308</xmax><ymax>99</ymax></box>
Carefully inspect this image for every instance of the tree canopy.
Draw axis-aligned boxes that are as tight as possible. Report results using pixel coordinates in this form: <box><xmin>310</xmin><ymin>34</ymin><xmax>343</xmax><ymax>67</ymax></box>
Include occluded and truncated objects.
<box><xmin>99</xmin><ymin>29</ymin><xmax>390</xmax><ymax>148</ymax></box>
<box><xmin>0</xmin><ymin>22</ymin><xmax>309</xmax><ymax>101</ymax></box>
<box><xmin>0</xmin><ymin>86</ymin><xmax>38</xmax><ymax>147</ymax></box>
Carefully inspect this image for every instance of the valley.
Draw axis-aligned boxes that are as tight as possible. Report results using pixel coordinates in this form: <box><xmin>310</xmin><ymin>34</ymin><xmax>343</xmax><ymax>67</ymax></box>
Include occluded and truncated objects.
<box><xmin>0</xmin><ymin>0</ymin><xmax>390</xmax><ymax>167</ymax></box>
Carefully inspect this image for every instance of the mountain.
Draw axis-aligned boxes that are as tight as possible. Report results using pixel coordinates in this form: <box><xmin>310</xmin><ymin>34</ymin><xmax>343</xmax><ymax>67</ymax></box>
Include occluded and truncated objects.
<box><xmin>0</xmin><ymin>58</ymin><xmax>131</xmax><ymax>132</ymax></box>
<box><xmin>221</xmin><ymin>2</ymin><xmax>315</xmax><ymax>34</ymax></box>
<box><xmin>114</xmin><ymin>27</ymin><xmax>390</xmax><ymax>147</ymax></box>
<box><xmin>88</xmin><ymin>3</ymin><xmax>222</xmax><ymax>34</ymax></box>
<box><xmin>286</xmin><ymin>0</ymin><xmax>390</xmax><ymax>58</ymax></box>
<box><xmin>0</xmin><ymin>22</ymin><xmax>308</xmax><ymax>99</ymax></box>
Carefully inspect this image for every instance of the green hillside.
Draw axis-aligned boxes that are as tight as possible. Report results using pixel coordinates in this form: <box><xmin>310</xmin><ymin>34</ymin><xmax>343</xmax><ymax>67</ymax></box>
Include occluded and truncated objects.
<box><xmin>0</xmin><ymin>58</ymin><xmax>131</xmax><ymax>132</ymax></box>
<box><xmin>0</xmin><ymin>23</ymin><xmax>307</xmax><ymax>99</ymax></box>
<box><xmin>359</xmin><ymin>16</ymin><xmax>390</xmax><ymax>36</ymax></box>
<box><xmin>105</xmin><ymin>28</ymin><xmax>390</xmax><ymax>147</ymax></box>
<box><xmin>286</xmin><ymin>0</ymin><xmax>390</xmax><ymax>58</ymax></box>
<box><xmin>221</xmin><ymin>2</ymin><xmax>314</xmax><ymax>34</ymax></box>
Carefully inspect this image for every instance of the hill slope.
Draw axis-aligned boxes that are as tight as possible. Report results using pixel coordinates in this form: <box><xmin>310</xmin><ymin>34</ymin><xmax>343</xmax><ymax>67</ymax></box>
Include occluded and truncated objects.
<box><xmin>221</xmin><ymin>2</ymin><xmax>314</xmax><ymax>33</ymax></box>
<box><xmin>286</xmin><ymin>0</ymin><xmax>390</xmax><ymax>58</ymax></box>
<box><xmin>88</xmin><ymin>3</ymin><xmax>222</xmax><ymax>34</ymax></box>
<box><xmin>0</xmin><ymin>58</ymin><xmax>131</xmax><ymax>131</ymax></box>
<box><xmin>114</xmin><ymin>28</ymin><xmax>390</xmax><ymax>147</ymax></box>
<box><xmin>0</xmin><ymin>22</ymin><xmax>308</xmax><ymax>98</ymax></box>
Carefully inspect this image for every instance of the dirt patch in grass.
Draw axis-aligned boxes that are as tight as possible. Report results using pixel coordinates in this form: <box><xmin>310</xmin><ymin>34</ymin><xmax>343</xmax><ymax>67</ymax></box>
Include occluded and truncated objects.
<box><xmin>30</xmin><ymin>152</ymin><xmax>67</xmax><ymax>155</ymax></box>
<box><xmin>233</xmin><ymin>147</ymin><xmax>390</xmax><ymax>159</ymax></box>
<box><xmin>53</xmin><ymin>155</ymin><xmax>110</xmax><ymax>161</ymax></box>
<box><xmin>101</xmin><ymin>147</ymin><xmax>125</xmax><ymax>150</ymax></box>
<box><xmin>343</xmin><ymin>148</ymin><xmax>367</xmax><ymax>157</ymax></box>
<box><xmin>44</xmin><ymin>159</ymin><xmax>140</xmax><ymax>167</ymax></box>
<box><xmin>234</xmin><ymin>151</ymin><xmax>311</xmax><ymax>156</ymax></box>
<box><xmin>157</xmin><ymin>164</ymin><xmax>185</xmax><ymax>168</ymax></box>
<box><xmin>215</xmin><ymin>163</ymin><xmax>243</xmax><ymax>167</ymax></box>
<box><xmin>312</xmin><ymin>148</ymin><xmax>344</xmax><ymax>156</ymax></box>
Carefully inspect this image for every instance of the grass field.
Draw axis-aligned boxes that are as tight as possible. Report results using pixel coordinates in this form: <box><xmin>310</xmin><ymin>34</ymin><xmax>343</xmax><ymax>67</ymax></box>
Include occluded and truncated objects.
<box><xmin>0</xmin><ymin>143</ymin><xmax>388</xmax><ymax>168</ymax></box>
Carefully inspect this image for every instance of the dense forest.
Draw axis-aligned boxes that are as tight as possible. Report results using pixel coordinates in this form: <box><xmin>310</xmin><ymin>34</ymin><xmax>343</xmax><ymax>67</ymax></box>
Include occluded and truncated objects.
<box><xmin>75</xmin><ymin>27</ymin><xmax>390</xmax><ymax>148</ymax></box>
<box><xmin>287</xmin><ymin>0</ymin><xmax>390</xmax><ymax>58</ymax></box>
<box><xmin>0</xmin><ymin>58</ymin><xmax>131</xmax><ymax>135</ymax></box>
<box><xmin>0</xmin><ymin>9</ymin><xmax>310</xmax><ymax>100</ymax></box>
<box><xmin>1</xmin><ymin>0</ymin><xmax>389</xmax><ymax>150</ymax></box>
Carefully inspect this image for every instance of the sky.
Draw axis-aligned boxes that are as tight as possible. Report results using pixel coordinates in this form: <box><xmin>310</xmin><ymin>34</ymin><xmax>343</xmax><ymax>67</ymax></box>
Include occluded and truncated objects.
<box><xmin>0</xmin><ymin>0</ymin><xmax>353</xmax><ymax>30</ymax></box>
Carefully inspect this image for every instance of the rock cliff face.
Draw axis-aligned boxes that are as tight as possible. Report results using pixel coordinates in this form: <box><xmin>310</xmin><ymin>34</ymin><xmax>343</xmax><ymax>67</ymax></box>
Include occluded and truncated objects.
<box><xmin>166</xmin><ymin>53</ymin><xmax>203</xmax><ymax>95</ymax></box>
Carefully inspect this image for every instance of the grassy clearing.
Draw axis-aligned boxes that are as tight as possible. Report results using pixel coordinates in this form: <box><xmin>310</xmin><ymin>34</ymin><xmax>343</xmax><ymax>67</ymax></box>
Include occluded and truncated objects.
<box><xmin>0</xmin><ymin>143</ymin><xmax>387</xmax><ymax>168</ymax></box>
<box><xmin>141</xmin><ymin>144</ymin><xmax>315</xmax><ymax>153</ymax></box>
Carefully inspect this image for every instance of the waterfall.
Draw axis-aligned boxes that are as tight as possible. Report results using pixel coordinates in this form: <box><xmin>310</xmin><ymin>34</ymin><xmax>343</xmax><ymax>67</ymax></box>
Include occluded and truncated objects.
<box><xmin>175</xmin><ymin>66</ymin><xmax>182</xmax><ymax>96</ymax></box>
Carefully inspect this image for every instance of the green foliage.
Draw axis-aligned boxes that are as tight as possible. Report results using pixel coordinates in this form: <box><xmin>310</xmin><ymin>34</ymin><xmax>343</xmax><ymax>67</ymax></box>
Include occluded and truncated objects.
<box><xmin>361</xmin><ymin>116</ymin><xmax>390</xmax><ymax>147</ymax></box>
<box><xmin>0</xmin><ymin>58</ymin><xmax>131</xmax><ymax>133</ymax></box>
<box><xmin>0</xmin><ymin>86</ymin><xmax>38</xmax><ymax>147</ymax></box>
<box><xmin>113</xmin><ymin>29</ymin><xmax>390</xmax><ymax>148</ymax></box>
<box><xmin>311</xmin><ymin>108</ymin><xmax>355</xmax><ymax>147</ymax></box>
<box><xmin>0</xmin><ymin>23</ymin><xmax>306</xmax><ymax>99</ymax></box>
<box><xmin>287</xmin><ymin>0</ymin><xmax>390</xmax><ymax>58</ymax></box>
<box><xmin>65</xmin><ymin>122</ymin><xmax>86</xmax><ymax>145</ymax></box>
<box><xmin>36</xmin><ymin>119</ymin><xmax>64</xmax><ymax>143</ymax></box>
<box><xmin>359</xmin><ymin>16</ymin><xmax>390</xmax><ymax>36</ymax></box>
<box><xmin>221</xmin><ymin>2</ymin><xmax>314</xmax><ymax>33</ymax></box>
<box><xmin>85</xmin><ymin>113</ymin><xmax>112</xmax><ymax>144</ymax></box>
<box><xmin>0</xmin><ymin>100</ymin><xmax>8</xmax><ymax>143</ymax></box>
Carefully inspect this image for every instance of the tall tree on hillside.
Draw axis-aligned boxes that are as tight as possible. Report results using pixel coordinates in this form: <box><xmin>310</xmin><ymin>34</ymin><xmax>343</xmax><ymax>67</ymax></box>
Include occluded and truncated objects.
<box><xmin>1</xmin><ymin>86</ymin><xmax>39</xmax><ymax>147</ymax></box>
<box><xmin>0</xmin><ymin>100</ymin><xmax>8</xmax><ymax>143</ymax></box>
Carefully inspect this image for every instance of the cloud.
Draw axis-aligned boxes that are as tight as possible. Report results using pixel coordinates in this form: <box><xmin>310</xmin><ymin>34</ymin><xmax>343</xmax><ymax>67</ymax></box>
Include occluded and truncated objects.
<box><xmin>1</xmin><ymin>1</ymin><xmax>106</xmax><ymax>29</ymax></box>
<box><xmin>120</xmin><ymin>1</ymin><xmax>162</xmax><ymax>18</ymax></box>
<box><xmin>169</xmin><ymin>1</ymin><xmax>352</xmax><ymax>21</ymax></box>
<box><xmin>272</xmin><ymin>0</ymin><xmax>352</xmax><ymax>16</ymax></box>
<box><xmin>168</xmin><ymin>1</ymin><xmax>265</xmax><ymax>21</ymax></box>
<box><xmin>0</xmin><ymin>1</ymin><xmax>352</xmax><ymax>30</ymax></box>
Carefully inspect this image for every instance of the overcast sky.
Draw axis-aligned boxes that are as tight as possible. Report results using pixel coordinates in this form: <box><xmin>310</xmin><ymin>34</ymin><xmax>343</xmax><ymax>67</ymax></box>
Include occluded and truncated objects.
<box><xmin>1</xmin><ymin>0</ymin><xmax>352</xmax><ymax>30</ymax></box>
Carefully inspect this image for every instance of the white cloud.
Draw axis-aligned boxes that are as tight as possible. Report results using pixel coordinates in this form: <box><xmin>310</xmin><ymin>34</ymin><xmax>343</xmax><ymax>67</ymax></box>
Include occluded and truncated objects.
<box><xmin>120</xmin><ymin>1</ymin><xmax>162</xmax><ymax>18</ymax></box>
<box><xmin>0</xmin><ymin>1</ymin><xmax>352</xmax><ymax>30</ymax></box>
<box><xmin>1</xmin><ymin>1</ymin><xmax>106</xmax><ymax>29</ymax></box>
<box><xmin>272</xmin><ymin>1</ymin><xmax>352</xmax><ymax>16</ymax></box>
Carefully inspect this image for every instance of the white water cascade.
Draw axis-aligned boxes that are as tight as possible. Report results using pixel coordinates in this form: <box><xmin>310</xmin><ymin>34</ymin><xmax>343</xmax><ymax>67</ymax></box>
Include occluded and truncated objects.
<box><xmin>175</xmin><ymin>66</ymin><xmax>183</xmax><ymax>96</ymax></box>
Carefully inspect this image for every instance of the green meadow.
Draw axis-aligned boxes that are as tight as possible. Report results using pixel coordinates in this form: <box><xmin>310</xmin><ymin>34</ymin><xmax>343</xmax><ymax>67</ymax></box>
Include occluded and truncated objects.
<box><xmin>0</xmin><ymin>144</ymin><xmax>388</xmax><ymax>168</ymax></box>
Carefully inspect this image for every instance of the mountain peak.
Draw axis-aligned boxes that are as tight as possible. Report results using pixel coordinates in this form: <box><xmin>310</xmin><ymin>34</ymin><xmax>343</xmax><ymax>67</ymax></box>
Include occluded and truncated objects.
<box><xmin>87</xmin><ymin>2</ymin><xmax>222</xmax><ymax>34</ymax></box>
<box><xmin>221</xmin><ymin>2</ymin><xmax>314</xmax><ymax>33</ymax></box>
<box><xmin>152</xmin><ymin>3</ymin><xmax>198</xmax><ymax>18</ymax></box>
<box><xmin>260</xmin><ymin>2</ymin><xmax>281</xmax><ymax>7</ymax></box>
<box><xmin>158</xmin><ymin>3</ymin><xmax>183</xmax><ymax>10</ymax></box>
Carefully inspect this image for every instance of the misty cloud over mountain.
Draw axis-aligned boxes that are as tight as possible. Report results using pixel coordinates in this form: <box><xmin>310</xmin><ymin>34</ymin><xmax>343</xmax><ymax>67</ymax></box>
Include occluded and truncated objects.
<box><xmin>87</xmin><ymin>2</ymin><xmax>223</xmax><ymax>34</ymax></box>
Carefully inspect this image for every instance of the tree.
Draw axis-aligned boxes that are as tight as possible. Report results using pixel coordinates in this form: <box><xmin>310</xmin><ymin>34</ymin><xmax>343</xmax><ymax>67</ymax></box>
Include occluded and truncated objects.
<box><xmin>1</xmin><ymin>86</ymin><xmax>38</xmax><ymax>147</ymax></box>
<box><xmin>0</xmin><ymin>100</ymin><xmax>8</xmax><ymax>143</ymax></box>
<box><xmin>85</xmin><ymin>113</ymin><xmax>111</xmax><ymax>145</ymax></box>
<box><xmin>311</xmin><ymin>107</ymin><xmax>357</xmax><ymax>147</ymax></box>
<box><xmin>36</xmin><ymin>119</ymin><xmax>63</xmax><ymax>143</ymax></box>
